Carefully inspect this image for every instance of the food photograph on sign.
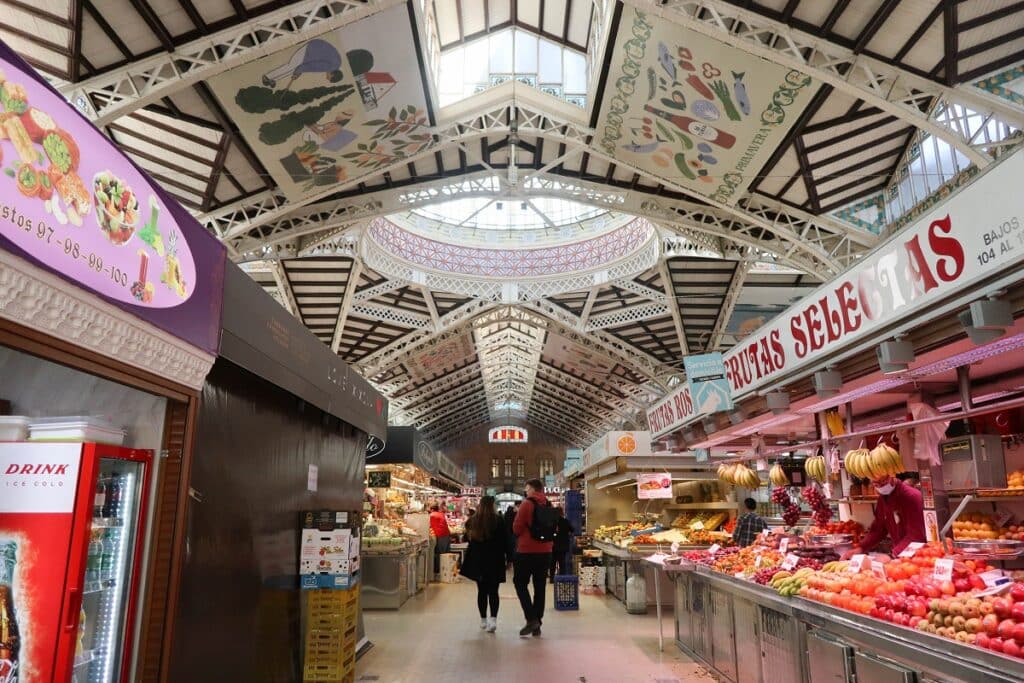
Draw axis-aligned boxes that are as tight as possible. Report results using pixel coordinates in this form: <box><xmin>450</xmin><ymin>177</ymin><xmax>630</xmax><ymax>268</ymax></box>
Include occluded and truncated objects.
<box><xmin>637</xmin><ymin>472</ymin><xmax>673</xmax><ymax>499</ymax></box>
<box><xmin>0</xmin><ymin>62</ymin><xmax>196</xmax><ymax>308</ymax></box>
<box><xmin>594</xmin><ymin>5</ymin><xmax>820</xmax><ymax>204</ymax></box>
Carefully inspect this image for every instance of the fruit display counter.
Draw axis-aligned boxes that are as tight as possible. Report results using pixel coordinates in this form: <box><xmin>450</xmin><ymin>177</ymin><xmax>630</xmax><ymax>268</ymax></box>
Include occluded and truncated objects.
<box><xmin>669</xmin><ymin>543</ymin><xmax>1024</xmax><ymax>683</ymax></box>
<box><xmin>360</xmin><ymin>538</ymin><xmax>429</xmax><ymax>610</ymax></box>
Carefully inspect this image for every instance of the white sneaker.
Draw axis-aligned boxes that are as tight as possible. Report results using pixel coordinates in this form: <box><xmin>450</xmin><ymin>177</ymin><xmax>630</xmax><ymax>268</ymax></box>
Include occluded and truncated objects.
<box><xmin>480</xmin><ymin>618</ymin><xmax>488</xmax><ymax>630</ymax></box>
<box><xmin>486</xmin><ymin>617</ymin><xmax>497</xmax><ymax>632</ymax></box>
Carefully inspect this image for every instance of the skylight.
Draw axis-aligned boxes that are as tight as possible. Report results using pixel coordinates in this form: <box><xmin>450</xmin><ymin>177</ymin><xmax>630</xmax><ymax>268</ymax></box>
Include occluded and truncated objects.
<box><xmin>438</xmin><ymin>28</ymin><xmax>588</xmax><ymax>108</ymax></box>
<box><xmin>412</xmin><ymin>196</ymin><xmax>606</xmax><ymax>231</ymax></box>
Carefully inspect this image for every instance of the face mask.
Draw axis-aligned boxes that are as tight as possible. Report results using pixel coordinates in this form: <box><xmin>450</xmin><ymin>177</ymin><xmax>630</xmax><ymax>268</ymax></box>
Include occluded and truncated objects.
<box><xmin>876</xmin><ymin>483</ymin><xmax>895</xmax><ymax>495</ymax></box>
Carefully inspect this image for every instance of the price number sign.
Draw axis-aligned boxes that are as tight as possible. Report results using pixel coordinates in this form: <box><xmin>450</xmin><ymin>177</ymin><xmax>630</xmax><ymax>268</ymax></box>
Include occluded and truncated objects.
<box><xmin>898</xmin><ymin>542</ymin><xmax>924</xmax><ymax>559</ymax></box>
<box><xmin>933</xmin><ymin>558</ymin><xmax>954</xmax><ymax>582</ymax></box>
<box><xmin>846</xmin><ymin>554</ymin><xmax>867</xmax><ymax>573</ymax></box>
<box><xmin>781</xmin><ymin>553</ymin><xmax>800</xmax><ymax>570</ymax></box>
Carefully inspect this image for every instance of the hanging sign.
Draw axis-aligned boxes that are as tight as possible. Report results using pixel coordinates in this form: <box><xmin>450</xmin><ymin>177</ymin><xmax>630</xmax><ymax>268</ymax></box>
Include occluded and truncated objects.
<box><xmin>367</xmin><ymin>471</ymin><xmax>391</xmax><ymax>488</ymax></box>
<box><xmin>646</xmin><ymin>384</ymin><xmax>696</xmax><ymax>439</ymax></box>
<box><xmin>0</xmin><ymin>41</ymin><xmax>226</xmax><ymax>353</ymax></box>
<box><xmin>637</xmin><ymin>472</ymin><xmax>673</xmax><ymax>499</ymax></box>
<box><xmin>460</xmin><ymin>486</ymin><xmax>482</xmax><ymax>497</ymax></box>
<box><xmin>684</xmin><ymin>353</ymin><xmax>734</xmax><ymax>414</ymax></box>
<box><xmin>722</xmin><ymin>149</ymin><xmax>1024</xmax><ymax>399</ymax></box>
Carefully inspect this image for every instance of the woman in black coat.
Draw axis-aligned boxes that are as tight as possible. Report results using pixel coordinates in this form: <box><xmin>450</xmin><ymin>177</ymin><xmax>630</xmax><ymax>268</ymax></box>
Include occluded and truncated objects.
<box><xmin>460</xmin><ymin>495</ymin><xmax>508</xmax><ymax>633</ymax></box>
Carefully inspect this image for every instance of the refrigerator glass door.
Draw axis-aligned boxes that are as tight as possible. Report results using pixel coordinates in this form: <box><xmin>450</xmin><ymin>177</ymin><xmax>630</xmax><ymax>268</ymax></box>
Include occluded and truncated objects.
<box><xmin>76</xmin><ymin>458</ymin><xmax>144</xmax><ymax>683</ymax></box>
<box><xmin>0</xmin><ymin>442</ymin><xmax>83</xmax><ymax>683</ymax></box>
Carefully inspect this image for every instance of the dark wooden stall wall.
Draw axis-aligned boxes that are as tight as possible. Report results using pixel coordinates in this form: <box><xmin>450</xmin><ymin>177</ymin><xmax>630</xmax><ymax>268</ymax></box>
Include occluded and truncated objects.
<box><xmin>444</xmin><ymin>422</ymin><xmax>571</xmax><ymax>491</ymax></box>
<box><xmin>169</xmin><ymin>359</ymin><xmax>367</xmax><ymax>683</ymax></box>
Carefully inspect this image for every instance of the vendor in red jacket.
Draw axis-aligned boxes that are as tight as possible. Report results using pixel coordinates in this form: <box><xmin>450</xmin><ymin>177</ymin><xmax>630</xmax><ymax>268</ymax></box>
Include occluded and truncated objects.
<box><xmin>843</xmin><ymin>474</ymin><xmax>926</xmax><ymax>558</ymax></box>
<box><xmin>430</xmin><ymin>504</ymin><xmax>452</xmax><ymax>575</ymax></box>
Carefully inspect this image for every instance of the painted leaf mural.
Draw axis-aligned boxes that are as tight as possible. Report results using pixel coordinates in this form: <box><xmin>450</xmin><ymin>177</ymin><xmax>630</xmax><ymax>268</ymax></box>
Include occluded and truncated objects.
<box><xmin>595</xmin><ymin>5</ymin><xmax>820</xmax><ymax>205</ymax></box>
<box><xmin>209</xmin><ymin>6</ymin><xmax>433</xmax><ymax>201</ymax></box>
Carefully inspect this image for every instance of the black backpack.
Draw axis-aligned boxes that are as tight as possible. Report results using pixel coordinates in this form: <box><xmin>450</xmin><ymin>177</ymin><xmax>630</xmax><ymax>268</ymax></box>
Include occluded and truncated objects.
<box><xmin>528</xmin><ymin>497</ymin><xmax>559</xmax><ymax>542</ymax></box>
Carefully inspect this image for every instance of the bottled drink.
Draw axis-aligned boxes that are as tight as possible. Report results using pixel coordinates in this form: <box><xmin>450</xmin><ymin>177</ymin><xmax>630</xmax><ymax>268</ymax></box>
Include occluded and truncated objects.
<box><xmin>0</xmin><ymin>542</ymin><xmax>21</xmax><ymax>676</ymax></box>
<box><xmin>100</xmin><ymin>529</ymin><xmax>117</xmax><ymax>582</ymax></box>
<box><xmin>86</xmin><ymin>530</ymin><xmax>102</xmax><ymax>583</ymax></box>
<box><xmin>102</xmin><ymin>474</ymin><xmax>121</xmax><ymax>519</ymax></box>
<box><xmin>94</xmin><ymin>476</ymin><xmax>107</xmax><ymax>518</ymax></box>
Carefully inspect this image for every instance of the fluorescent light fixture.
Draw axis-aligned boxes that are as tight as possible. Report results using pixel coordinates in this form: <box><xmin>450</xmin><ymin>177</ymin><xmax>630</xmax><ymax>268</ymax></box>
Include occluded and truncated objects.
<box><xmin>766</xmin><ymin>391</ymin><xmax>790</xmax><ymax>415</ymax></box>
<box><xmin>594</xmin><ymin>473</ymin><xmax>636</xmax><ymax>489</ymax></box>
<box><xmin>814</xmin><ymin>369</ymin><xmax>842</xmax><ymax>398</ymax></box>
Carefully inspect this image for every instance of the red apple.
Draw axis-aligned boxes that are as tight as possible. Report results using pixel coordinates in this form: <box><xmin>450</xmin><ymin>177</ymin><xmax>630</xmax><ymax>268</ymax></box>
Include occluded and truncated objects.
<box><xmin>910</xmin><ymin>600</ymin><xmax>928</xmax><ymax>618</ymax></box>
<box><xmin>923</xmin><ymin>583</ymin><xmax>942</xmax><ymax>599</ymax></box>
<box><xmin>977</xmin><ymin>633</ymin><xmax>991</xmax><ymax>649</ymax></box>
<box><xmin>994</xmin><ymin>597</ymin><xmax>1013</xmax><ymax>619</ymax></box>
<box><xmin>1010</xmin><ymin>582</ymin><xmax>1024</xmax><ymax>603</ymax></box>
<box><xmin>983</xmin><ymin>613</ymin><xmax>1001</xmax><ymax>636</ymax></box>
<box><xmin>1012</xmin><ymin>602</ymin><xmax>1024</xmax><ymax>623</ymax></box>
<box><xmin>1013</xmin><ymin>622</ymin><xmax>1024</xmax><ymax>647</ymax></box>
<box><xmin>941</xmin><ymin>581</ymin><xmax>956</xmax><ymax>596</ymax></box>
<box><xmin>970</xmin><ymin>574</ymin><xmax>986</xmax><ymax>590</ymax></box>
<box><xmin>991</xmin><ymin>637</ymin><xmax>1005</xmax><ymax>653</ymax></box>
<box><xmin>1003</xmin><ymin>640</ymin><xmax>1022</xmax><ymax>658</ymax></box>
<box><xmin>998</xmin><ymin>619</ymin><xmax>1017</xmax><ymax>640</ymax></box>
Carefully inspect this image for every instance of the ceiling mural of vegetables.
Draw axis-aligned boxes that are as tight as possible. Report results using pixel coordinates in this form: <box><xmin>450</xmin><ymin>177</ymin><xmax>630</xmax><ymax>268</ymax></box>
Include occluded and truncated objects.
<box><xmin>209</xmin><ymin>5</ymin><xmax>433</xmax><ymax>201</ymax></box>
<box><xmin>594</xmin><ymin>4</ymin><xmax>820</xmax><ymax>206</ymax></box>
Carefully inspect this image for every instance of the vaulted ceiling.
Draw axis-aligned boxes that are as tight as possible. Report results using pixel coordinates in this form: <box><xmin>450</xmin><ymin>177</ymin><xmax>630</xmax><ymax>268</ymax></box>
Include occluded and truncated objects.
<box><xmin>8</xmin><ymin>0</ymin><xmax>1022</xmax><ymax>447</ymax></box>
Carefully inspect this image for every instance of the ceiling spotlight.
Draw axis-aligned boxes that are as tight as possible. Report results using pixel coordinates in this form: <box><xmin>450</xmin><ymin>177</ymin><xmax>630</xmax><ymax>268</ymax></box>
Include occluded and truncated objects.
<box><xmin>702</xmin><ymin>418</ymin><xmax>718</xmax><ymax>434</ymax></box>
<box><xmin>877</xmin><ymin>339</ymin><xmax>915</xmax><ymax>375</ymax></box>
<box><xmin>766</xmin><ymin>391</ymin><xmax>790</xmax><ymax>415</ymax></box>
<box><xmin>681</xmin><ymin>427</ymin><xmax>696</xmax><ymax>444</ymax></box>
<box><xmin>958</xmin><ymin>308</ymin><xmax>1005</xmax><ymax>345</ymax></box>
<box><xmin>970</xmin><ymin>298</ymin><xmax>1012</xmax><ymax>330</ymax></box>
<box><xmin>813</xmin><ymin>369</ymin><xmax>842</xmax><ymax>398</ymax></box>
<box><xmin>728</xmin><ymin>409</ymin><xmax>745</xmax><ymax>426</ymax></box>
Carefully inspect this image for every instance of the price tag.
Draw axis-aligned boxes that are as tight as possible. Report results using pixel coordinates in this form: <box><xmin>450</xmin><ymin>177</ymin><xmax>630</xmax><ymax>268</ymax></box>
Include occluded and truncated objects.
<box><xmin>933</xmin><ymin>558</ymin><xmax>954</xmax><ymax>582</ymax></box>
<box><xmin>762</xmin><ymin>529</ymin><xmax>770</xmax><ymax>539</ymax></box>
<box><xmin>692</xmin><ymin>521</ymin><xmax>705</xmax><ymax>530</ymax></box>
<box><xmin>898</xmin><ymin>542</ymin><xmax>925</xmax><ymax>559</ymax></box>
<box><xmin>708</xmin><ymin>543</ymin><xmax>721</xmax><ymax>555</ymax></box>
<box><xmin>670</xmin><ymin>541</ymin><xmax>680</xmax><ymax>554</ymax></box>
<box><xmin>755</xmin><ymin>554</ymin><xmax>765</xmax><ymax>569</ymax></box>
<box><xmin>779</xmin><ymin>537</ymin><xmax>790</xmax><ymax>554</ymax></box>
<box><xmin>980</xmin><ymin>569</ymin><xmax>1010</xmax><ymax>589</ymax></box>
<box><xmin>647</xmin><ymin>553</ymin><xmax>668</xmax><ymax>566</ymax></box>
<box><xmin>871</xmin><ymin>560</ymin><xmax>887</xmax><ymax>580</ymax></box>
<box><xmin>846</xmin><ymin>554</ymin><xmax>866</xmax><ymax>573</ymax></box>
<box><xmin>996</xmin><ymin>509</ymin><xmax>1015</xmax><ymax>528</ymax></box>
<box><xmin>781</xmin><ymin>553</ymin><xmax>799</xmax><ymax>570</ymax></box>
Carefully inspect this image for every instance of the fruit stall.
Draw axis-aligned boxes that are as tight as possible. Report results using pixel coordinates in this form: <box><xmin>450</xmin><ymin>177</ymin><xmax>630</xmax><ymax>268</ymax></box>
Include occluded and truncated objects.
<box><xmin>667</xmin><ymin>539</ymin><xmax>1024</xmax><ymax>683</ymax></box>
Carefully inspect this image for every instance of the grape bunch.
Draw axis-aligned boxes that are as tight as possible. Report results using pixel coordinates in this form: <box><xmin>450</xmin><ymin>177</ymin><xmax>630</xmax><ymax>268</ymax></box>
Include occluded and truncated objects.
<box><xmin>795</xmin><ymin>557</ymin><xmax>823</xmax><ymax>571</ymax></box>
<box><xmin>801</xmin><ymin>484</ymin><xmax>834</xmax><ymax>526</ymax></box>
<box><xmin>752</xmin><ymin>567</ymin><xmax>781</xmax><ymax>585</ymax></box>
<box><xmin>771</xmin><ymin>487</ymin><xmax>791</xmax><ymax>505</ymax></box>
<box><xmin>782</xmin><ymin>503</ymin><xmax>802</xmax><ymax>527</ymax></box>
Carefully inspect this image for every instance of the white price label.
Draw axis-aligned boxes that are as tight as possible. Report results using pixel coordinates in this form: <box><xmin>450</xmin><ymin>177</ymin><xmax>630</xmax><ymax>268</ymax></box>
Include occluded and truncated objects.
<box><xmin>781</xmin><ymin>553</ymin><xmax>800</xmax><ymax>570</ymax></box>
<box><xmin>846</xmin><ymin>554</ymin><xmax>867</xmax><ymax>573</ymax></box>
<box><xmin>692</xmin><ymin>521</ymin><xmax>705</xmax><ymax>530</ymax></box>
<box><xmin>755</xmin><ymin>555</ymin><xmax>764</xmax><ymax>568</ymax></box>
<box><xmin>779</xmin><ymin>537</ymin><xmax>790</xmax><ymax>553</ymax></box>
<box><xmin>761</xmin><ymin>529</ymin><xmax>770</xmax><ymax>539</ymax></box>
<box><xmin>898</xmin><ymin>542</ymin><xmax>925</xmax><ymax>559</ymax></box>
<box><xmin>933</xmin><ymin>558</ymin><xmax>954</xmax><ymax>582</ymax></box>
<box><xmin>670</xmin><ymin>541</ymin><xmax>680</xmax><ymax>554</ymax></box>
<box><xmin>708</xmin><ymin>543</ymin><xmax>721</xmax><ymax>555</ymax></box>
<box><xmin>871</xmin><ymin>561</ymin><xmax>887</xmax><ymax>581</ymax></box>
<box><xmin>980</xmin><ymin>569</ymin><xmax>1010</xmax><ymax>589</ymax></box>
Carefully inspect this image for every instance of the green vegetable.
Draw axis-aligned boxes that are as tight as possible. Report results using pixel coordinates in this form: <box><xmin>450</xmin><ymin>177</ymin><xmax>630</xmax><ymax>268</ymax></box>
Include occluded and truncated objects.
<box><xmin>674</xmin><ymin>153</ymin><xmax>696</xmax><ymax>180</ymax></box>
<box><xmin>710</xmin><ymin>80</ymin><xmax>741</xmax><ymax>121</ymax></box>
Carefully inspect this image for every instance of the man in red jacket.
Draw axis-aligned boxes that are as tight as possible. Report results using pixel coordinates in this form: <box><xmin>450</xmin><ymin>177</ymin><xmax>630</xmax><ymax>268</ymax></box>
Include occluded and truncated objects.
<box><xmin>429</xmin><ymin>504</ymin><xmax>451</xmax><ymax>575</ymax></box>
<box><xmin>512</xmin><ymin>478</ymin><xmax>554</xmax><ymax>637</ymax></box>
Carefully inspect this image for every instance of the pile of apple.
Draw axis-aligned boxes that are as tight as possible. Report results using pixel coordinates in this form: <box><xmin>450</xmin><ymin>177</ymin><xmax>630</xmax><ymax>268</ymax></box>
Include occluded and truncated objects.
<box><xmin>922</xmin><ymin>584</ymin><xmax>1024</xmax><ymax>658</ymax></box>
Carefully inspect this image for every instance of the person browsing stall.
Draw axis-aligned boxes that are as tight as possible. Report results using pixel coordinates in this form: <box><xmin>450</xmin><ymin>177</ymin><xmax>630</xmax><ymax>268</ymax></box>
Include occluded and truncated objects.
<box><xmin>842</xmin><ymin>474</ymin><xmax>926</xmax><ymax>558</ymax></box>
<box><xmin>732</xmin><ymin>498</ymin><xmax>767</xmax><ymax>547</ymax></box>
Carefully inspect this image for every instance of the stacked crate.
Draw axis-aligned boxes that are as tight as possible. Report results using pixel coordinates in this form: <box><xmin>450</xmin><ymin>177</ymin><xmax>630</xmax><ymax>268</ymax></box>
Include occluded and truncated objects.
<box><xmin>303</xmin><ymin>587</ymin><xmax>359</xmax><ymax>683</ymax></box>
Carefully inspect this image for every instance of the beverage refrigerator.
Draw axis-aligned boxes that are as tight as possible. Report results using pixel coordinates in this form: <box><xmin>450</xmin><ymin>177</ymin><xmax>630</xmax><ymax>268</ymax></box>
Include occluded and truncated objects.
<box><xmin>0</xmin><ymin>442</ymin><xmax>152</xmax><ymax>683</ymax></box>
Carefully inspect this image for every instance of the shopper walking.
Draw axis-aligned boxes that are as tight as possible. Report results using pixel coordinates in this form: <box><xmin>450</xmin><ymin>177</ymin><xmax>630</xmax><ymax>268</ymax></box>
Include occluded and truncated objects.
<box><xmin>460</xmin><ymin>496</ymin><xmax>509</xmax><ymax>633</ymax></box>
<box><xmin>429</xmin><ymin>504</ymin><xmax>451</xmax><ymax>575</ymax></box>
<box><xmin>732</xmin><ymin>497</ymin><xmax>768</xmax><ymax>547</ymax></box>
<box><xmin>504</xmin><ymin>502</ymin><xmax>519</xmax><ymax>558</ymax></box>
<box><xmin>549</xmin><ymin>507</ymin><xmax>574</xmax><ymax>581</ymax></box>
<box><xmin>512</xmin><ymin>479</ymin><xmax>557</xmax><ymax>637</ymax></box>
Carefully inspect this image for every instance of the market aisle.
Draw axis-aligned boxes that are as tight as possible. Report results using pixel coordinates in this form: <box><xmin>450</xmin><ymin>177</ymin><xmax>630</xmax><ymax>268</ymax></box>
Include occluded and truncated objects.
<box><xmin>357</xmin><ymin>578</ymin><xmax>710</xmax><ymax>683</ymax></box>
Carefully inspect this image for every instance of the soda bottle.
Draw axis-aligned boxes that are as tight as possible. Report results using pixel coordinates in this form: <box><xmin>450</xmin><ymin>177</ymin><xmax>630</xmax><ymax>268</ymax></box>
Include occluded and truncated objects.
<box><xmin>102</xmin><ymin>474</ymin><xmax>121</xmax><ymax>519</ymax></box>
<box><xmin>86</xmin><ymin>530</ymin><xmax>102</xmax><ymax>583</ymax></box>
<box><xmin>94</xmin><ymin>476</ymin><xmax>107</xmax><ymax>518</ymax></box>
<box><xmin>0</xmin><ymin>542</ymin><xmax>21</xmax><ymax>676</ymax></box>
<box><xmin>100</xmin><ymin>529</ymin><xmax>117</xmax><ymax>582</ymax></box>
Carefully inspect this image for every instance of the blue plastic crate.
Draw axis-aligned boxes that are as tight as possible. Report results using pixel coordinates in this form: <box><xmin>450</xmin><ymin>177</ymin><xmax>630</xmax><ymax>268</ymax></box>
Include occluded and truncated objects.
<box><xmin>553</xmin><ymin>574</ymin><xmax>579</xmax><ymax>611</ymax></box>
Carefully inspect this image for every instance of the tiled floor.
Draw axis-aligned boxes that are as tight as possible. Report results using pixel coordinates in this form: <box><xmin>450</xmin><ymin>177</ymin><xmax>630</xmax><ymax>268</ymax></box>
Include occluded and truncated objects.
<box><xmin>357</xmin><ymin>579</ymin><xmax>712</xmax><ymax>683</ymax></box>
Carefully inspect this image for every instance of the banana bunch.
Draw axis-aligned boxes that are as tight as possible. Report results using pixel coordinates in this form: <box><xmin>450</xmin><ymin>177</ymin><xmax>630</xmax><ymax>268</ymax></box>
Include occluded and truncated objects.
<box><xmin>844</xmin><ymin>443</ymin><xmax>903</xmax><ymax>479</ymax></box>
<box><xmin>824</xmin><ymin>409</ymin><xmax>845</xmax><ymax>437</ymax></box>
<box><xmin>821</xmin><ymin>560</ymin><xmax>849</xmax><ymax>573</ymax></box>
<box><xmin>771</xmin><ymin>568</ymin><xmax>814</xmax><ymax>596</ymax></box>
<box><xmin>804</xmin><ymin>455</ymin><xmax>827</xmax><ymax>483</ymax></box>
<box><xmin>769</xmin><ymin>463</ymin><xmax>789</xmax><ymax>487</ymax></box>
<box><xmin>717</xmin><ymin>462</ymin><xmax>761</xmax><ymax>488</ymax></box>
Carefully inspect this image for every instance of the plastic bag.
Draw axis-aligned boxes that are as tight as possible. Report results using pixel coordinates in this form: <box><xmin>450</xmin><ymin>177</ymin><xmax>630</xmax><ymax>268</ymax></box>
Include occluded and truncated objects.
<box><xmin>909</xmin><ymin>401</ymin><xmax>949</xmax><ymax>467</ymax></box>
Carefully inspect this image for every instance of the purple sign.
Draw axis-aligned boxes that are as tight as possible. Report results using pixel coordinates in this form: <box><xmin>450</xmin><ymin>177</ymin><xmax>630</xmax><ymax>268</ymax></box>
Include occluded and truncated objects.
<box><xmin>0</xmin><ymin>42</ymin><xmax>224</xmax><ymax>353</ymax></box>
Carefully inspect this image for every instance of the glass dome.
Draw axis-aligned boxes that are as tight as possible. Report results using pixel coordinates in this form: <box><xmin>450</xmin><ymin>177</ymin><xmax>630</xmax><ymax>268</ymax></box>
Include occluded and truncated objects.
<box><xmin>411</xmin><ymin>196</ymin><xmax>608</xmax><ymax>232</ymax></box>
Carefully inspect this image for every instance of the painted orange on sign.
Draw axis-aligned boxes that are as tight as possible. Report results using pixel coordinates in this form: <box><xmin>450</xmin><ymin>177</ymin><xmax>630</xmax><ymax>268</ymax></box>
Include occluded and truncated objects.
<box><xmin>617</xmin><ymin>434</ymin><xmax>637</xmax><ymax>454</ymax></box>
